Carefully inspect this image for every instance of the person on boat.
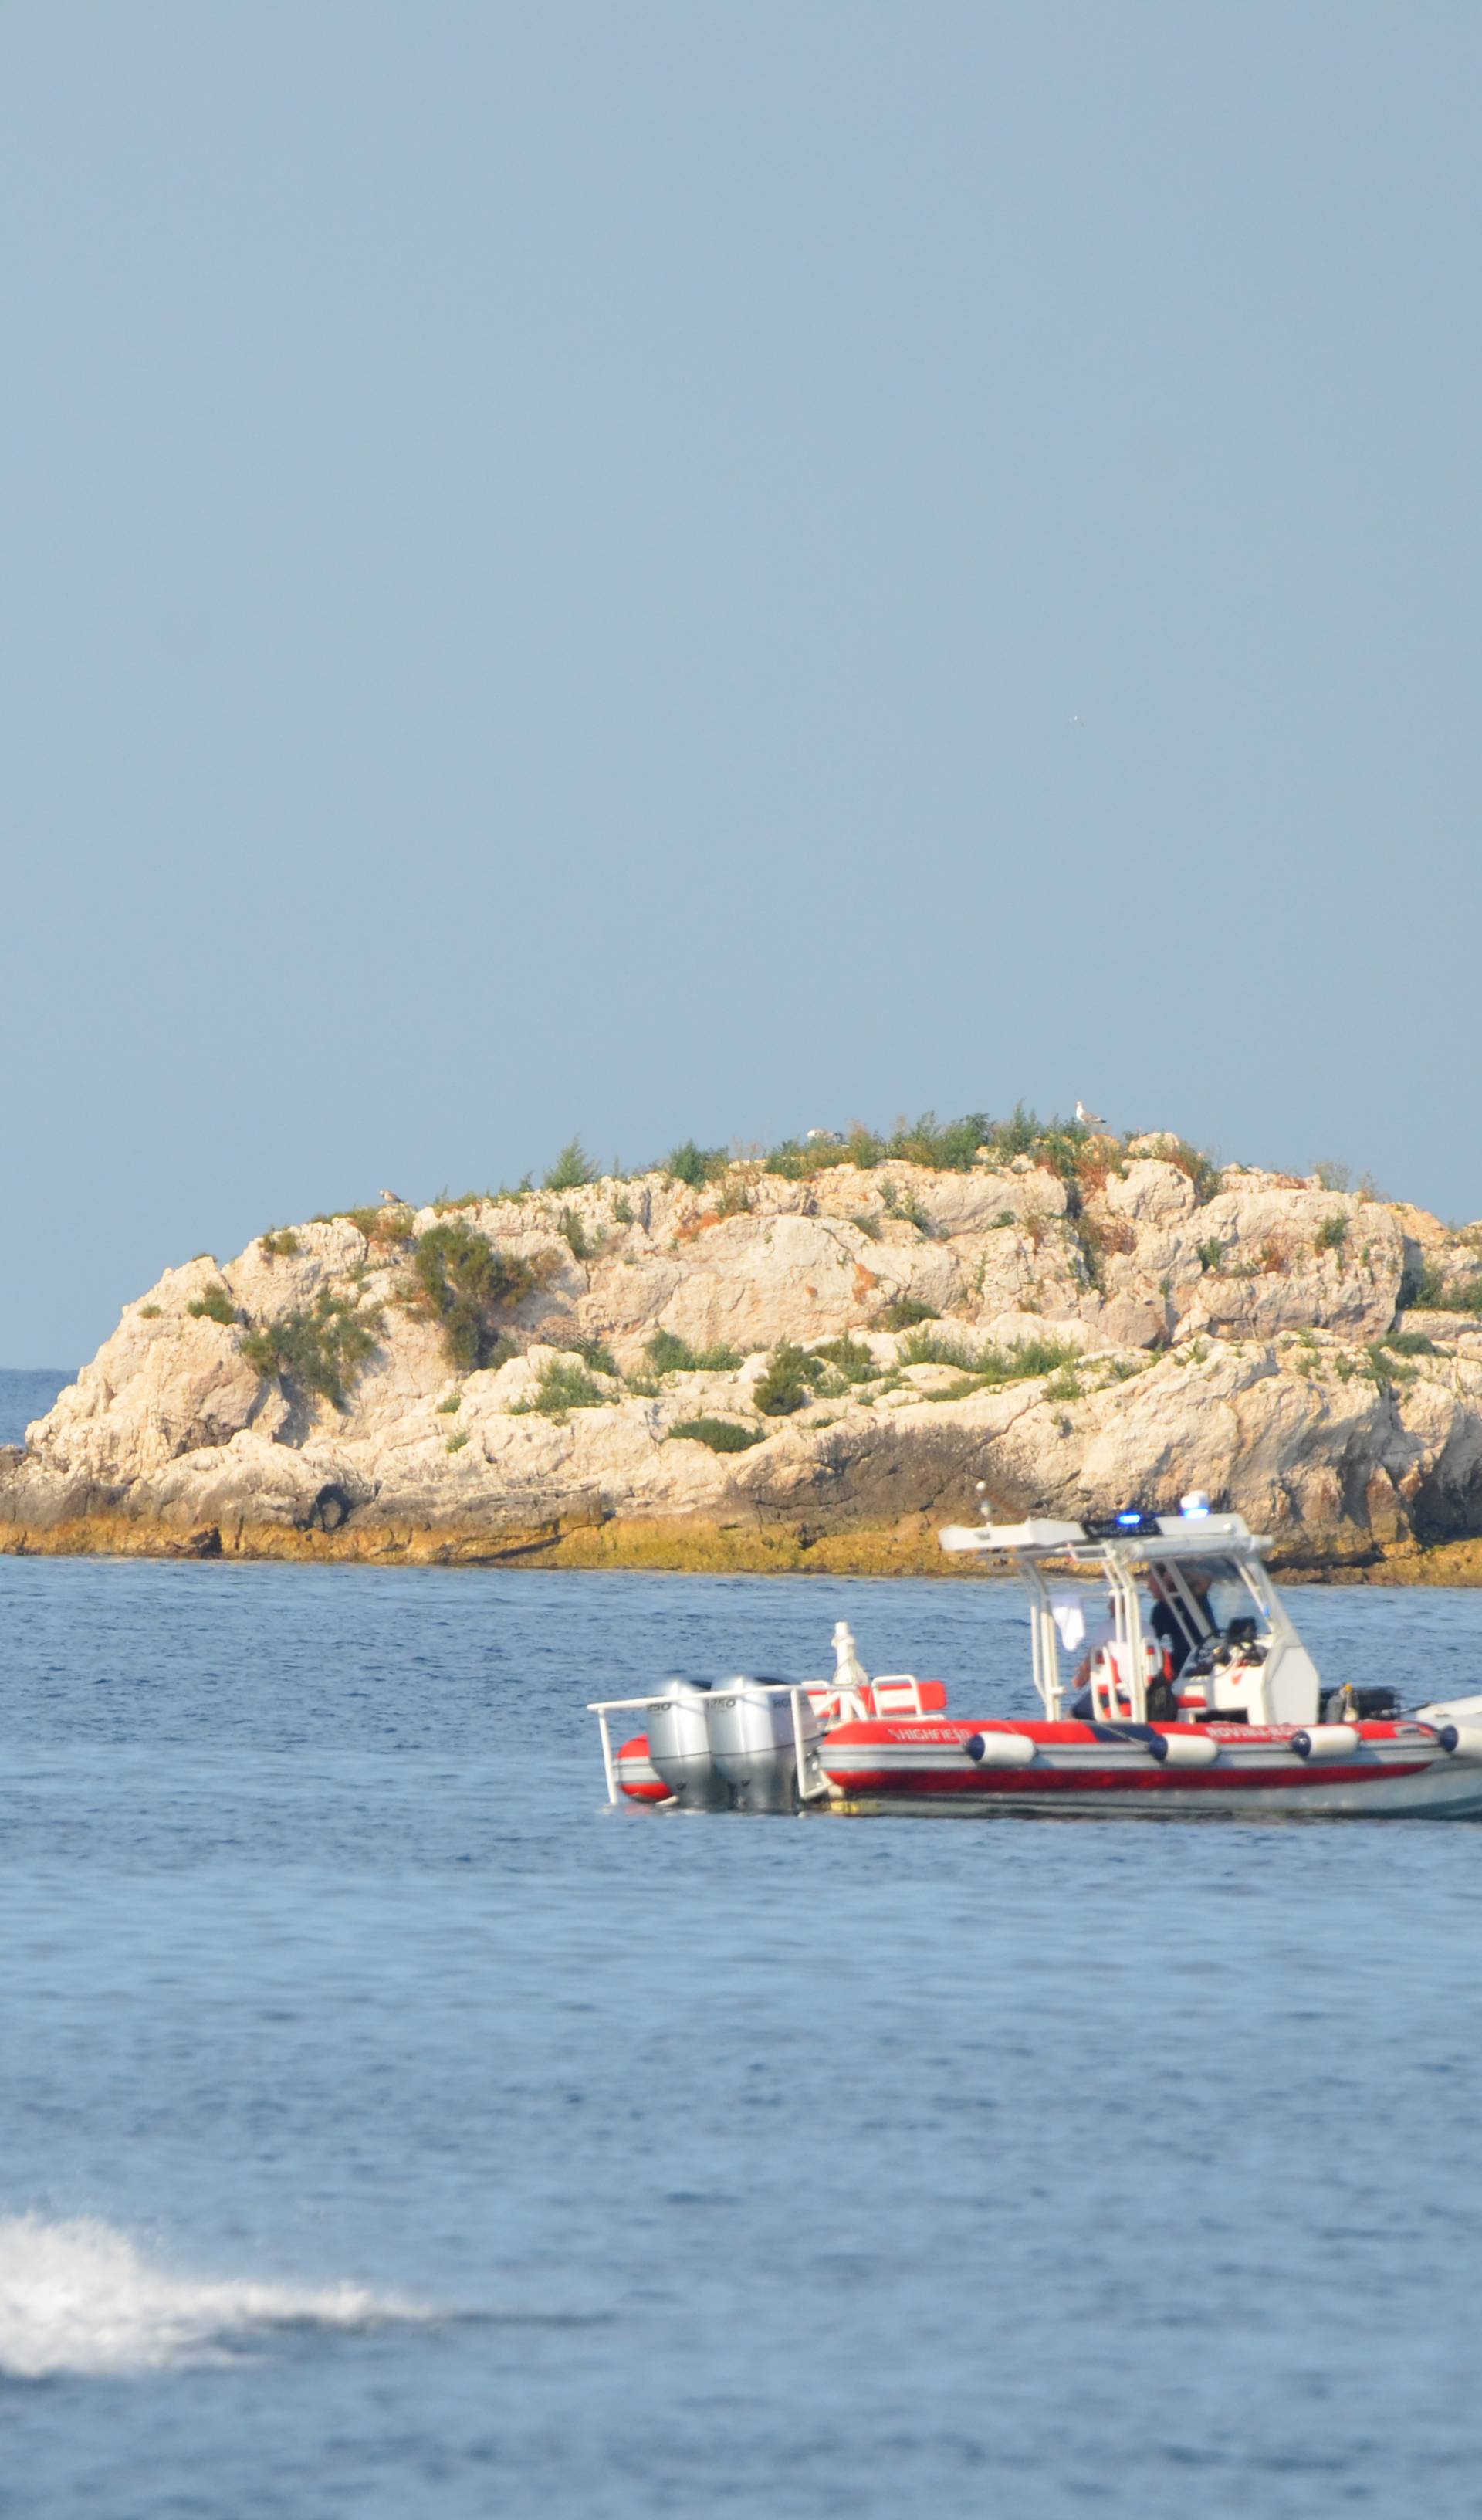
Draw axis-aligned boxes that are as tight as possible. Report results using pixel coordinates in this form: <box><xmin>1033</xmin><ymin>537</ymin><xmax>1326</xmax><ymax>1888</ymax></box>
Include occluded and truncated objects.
<box><xmin>1146</xmin><ymin>1569</ymin><xmax>1213</xmax><ymax>1681</ymax></box>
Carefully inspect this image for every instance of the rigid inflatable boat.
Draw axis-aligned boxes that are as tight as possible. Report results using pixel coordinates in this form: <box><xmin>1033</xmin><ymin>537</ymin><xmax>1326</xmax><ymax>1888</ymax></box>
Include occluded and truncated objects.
<box><xmin>590</xmin><ymin>1496</ymin><xmax>1482</xmax><ymax>1820</ymax></box>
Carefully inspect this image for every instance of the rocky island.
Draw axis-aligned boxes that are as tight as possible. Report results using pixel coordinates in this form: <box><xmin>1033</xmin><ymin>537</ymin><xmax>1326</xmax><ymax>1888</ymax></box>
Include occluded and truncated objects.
<box><xmin>8</xmin><ymin>1116</ymin><xmax>1482</xmax><ymax>1577</ymax></box>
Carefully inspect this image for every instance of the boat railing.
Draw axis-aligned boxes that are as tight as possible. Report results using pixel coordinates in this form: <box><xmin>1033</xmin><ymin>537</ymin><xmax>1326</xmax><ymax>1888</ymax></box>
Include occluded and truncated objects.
<box><xmin>587</xmin><ymin>1682</ymin><xmax>823</xmax><ymax>1807</ymax></box>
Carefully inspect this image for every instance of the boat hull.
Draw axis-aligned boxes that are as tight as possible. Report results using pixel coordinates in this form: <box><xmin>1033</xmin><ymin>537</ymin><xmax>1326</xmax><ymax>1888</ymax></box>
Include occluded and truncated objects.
<box><xmin>817</xmin><ymin>1719</ymin><xmax>1482</xmax><ymax>1820</ymax></box>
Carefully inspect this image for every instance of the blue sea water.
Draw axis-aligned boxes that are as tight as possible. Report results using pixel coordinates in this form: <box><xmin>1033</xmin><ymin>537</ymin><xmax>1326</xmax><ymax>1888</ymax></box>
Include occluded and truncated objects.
<box><xmin>3</xmin><ymin>1447</ymin><xmax>1482</xmax><ymax>2510</ymax></box>
<box><xmin>0</xmin><ymin>1365</ymin><xmax>72</xmax><ymax>1448</ymax></box>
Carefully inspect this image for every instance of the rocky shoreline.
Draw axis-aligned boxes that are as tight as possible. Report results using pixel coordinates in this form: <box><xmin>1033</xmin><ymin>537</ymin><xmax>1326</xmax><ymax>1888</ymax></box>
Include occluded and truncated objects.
<box><xmin>8</xmin><ymin>1128</ymin><xmax>1482</xmax><ymax>1579</ymax></box>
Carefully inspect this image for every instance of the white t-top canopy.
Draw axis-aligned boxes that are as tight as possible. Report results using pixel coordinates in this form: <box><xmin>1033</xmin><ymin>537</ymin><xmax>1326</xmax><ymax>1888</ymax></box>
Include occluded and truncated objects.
<box><xmin>939</xmin><ymin>1509</ymin><xmax>1270</xmax><ymax>1567</ymax></box>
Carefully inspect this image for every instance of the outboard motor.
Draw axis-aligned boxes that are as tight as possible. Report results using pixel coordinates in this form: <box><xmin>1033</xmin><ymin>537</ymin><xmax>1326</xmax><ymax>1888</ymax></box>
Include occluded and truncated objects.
<box><xmin>644</xmin><ymin>1678</ymin><xmax>732</xmax><ymax>1810</ymax></box>
<box><xmin>706</xmin><ymin>1676</ymin><xmax>822</xmax><ymax>1814</ymax></box>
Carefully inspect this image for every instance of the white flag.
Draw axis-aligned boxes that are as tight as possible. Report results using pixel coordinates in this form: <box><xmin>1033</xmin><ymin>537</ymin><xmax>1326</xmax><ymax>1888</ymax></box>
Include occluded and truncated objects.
<box><xmin>1051</xmin><ymin>1600</ymin><xmax>1086</xmax><ymax>1654</ymax></box>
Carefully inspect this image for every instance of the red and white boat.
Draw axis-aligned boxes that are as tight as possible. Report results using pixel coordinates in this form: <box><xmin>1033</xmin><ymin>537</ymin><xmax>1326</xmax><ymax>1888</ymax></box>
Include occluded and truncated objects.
<box><xmin>590</xmin><ymin>1496</ymin><xmax>1482</xmax><ymax>1820</ymax></box>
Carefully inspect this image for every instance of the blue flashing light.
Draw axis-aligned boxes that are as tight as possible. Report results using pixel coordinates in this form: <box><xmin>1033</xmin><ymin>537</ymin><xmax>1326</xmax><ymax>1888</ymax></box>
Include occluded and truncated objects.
<box><xmin>1116</xmin><ymin>1510</ymin><xmax>1143</xmax><ymax>1527</ymax></box>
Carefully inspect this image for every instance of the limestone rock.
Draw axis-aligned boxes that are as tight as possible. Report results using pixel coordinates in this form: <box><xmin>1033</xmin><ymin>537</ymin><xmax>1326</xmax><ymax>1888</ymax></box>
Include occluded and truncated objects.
<box><xmin>7</xmin><ymin>1145</ymin><xmax>1482</xmax><ymax>1567</ymax></box>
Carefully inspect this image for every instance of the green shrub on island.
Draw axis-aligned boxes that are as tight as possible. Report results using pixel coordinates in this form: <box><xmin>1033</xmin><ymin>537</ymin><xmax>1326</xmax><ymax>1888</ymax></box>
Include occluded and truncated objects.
<box><xmin>898</xmin><ymin>1325</ymin><xmax>1083</xmax><ymax>1387</ymax></box>
<box><xmin>411</xmin><ymin>1219</ymin><xmax>535</xmax><ymax>1370</ymax></box>
<box><xmin>753</xmin><ymin>1341</ymin><xmax>826</xmax><ymax>1417</ymax></box>
<box><xmin>1314</xmin><ymin>1213</ymin><xmax>1348</xmax><ymax>1255</ymax></box>
<box><xmin>667</xmin><ymin>1417</ymin><xmax>766</xmax><ymax>1453</ymax></box>
<box><xmin>881</xmin><ymin>1180</ymin><xmax>933</xmax><ymax>1234</ymax></box>
<box><xmin>666</xmin><ymin>1139</ymin><xmax>729</xmax><ymax>1190</ymax></box>
<box><xmin>258</xmin><ymin>1228</ymin><xmax>302</xmax><ymax>1260</ymax></box>
<box><xmin>897</xmin><ymin>1324</ymin><xmax>986</xmax><ymax>1371</ymax></box>
<box><xmin>511</xmin><ymin>1359</ymin><xmax>608</xmax><ymax>1418</ymax></box>
<box><xmin>645</xmin><ymin>1329</ymin><xmax>743</xmax><ymax>1375</ymax></box>
<box><xmin>811</xmin><ymin>1335</ymin><xmax>878</xmax><ymax>1384</ymax></box>
<box><xmin>1163</xmin><ymin>1141</ymin><xmax>1221</xmax><ymax>1204</ymax></box>
<box><xmin>879</xmin><ymin>1294</ymin><xmax>939</xmax><ymax>1332</ymax></box>
<box><xmin>985</xmin><ymin>1333</ymin><xmax>1084</xmax><ymax>1382</ymax></box>
<box><xmin>186</xmin><ymin>1285</ymin><xmax>238</xmax><ymax>1326</ymax></box>
<box><xmin>559</xmin><ymin>1206</ymin><xmax>596</xmax><ymax>1261</ymax></box>
<box><xmin>567</xmin><ymin>1334</ymin><xmax>619</xmax><ymax>1377</ymax></box>
<box><xmin>544</xmin><ymin>1137</ymin><xmax>596</xmax><ymax>1192</ymax></box>
<box><xmin>241</xmin><ymin>1287</ymin><xmax>382</xmax><ymax>1408</ymax></box>
<box><xmin>337</xmin><ymin>1205</ymin><xmax>414</xmax><ymax>1245</ymax></box>
<box><xmin>762</xmin><ymin>1106</ymin><xmax>1107</xmax><ymax>1184</ymax></box>
<box><xmin>1365</xmin><ymin>1341</ymin><xmax>1416</xmax><ymax>1389</ymax></box>
<box><xmin>764</xmin><ymin>1126</ymin><xmax>884</xmax><ymax>1180</ymax></box>
<box><xmin>1402</xmin><ymin>1260</ymin><xmax>1482</xmax><ymax>1314</ymax></box>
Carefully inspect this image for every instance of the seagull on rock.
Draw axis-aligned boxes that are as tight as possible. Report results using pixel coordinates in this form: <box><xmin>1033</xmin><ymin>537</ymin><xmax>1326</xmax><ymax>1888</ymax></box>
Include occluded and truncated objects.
<box><xmin>1074</xmin><ymin>1102</ymin><xmax>1109</xmax><ymax>1135</ymax></box>
<box><xmin>379</xmin><ymin>1187</ymin><xmax>405</xmax><ymax>1206</ymax></box>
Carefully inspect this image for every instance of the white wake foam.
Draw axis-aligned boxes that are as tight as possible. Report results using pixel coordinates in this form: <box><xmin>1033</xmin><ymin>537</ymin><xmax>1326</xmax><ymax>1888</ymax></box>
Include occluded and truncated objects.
<box><xmin>0</xmin><ymin>2213</ymin><xmax>428</xmax><ymax>2379</ymax></box>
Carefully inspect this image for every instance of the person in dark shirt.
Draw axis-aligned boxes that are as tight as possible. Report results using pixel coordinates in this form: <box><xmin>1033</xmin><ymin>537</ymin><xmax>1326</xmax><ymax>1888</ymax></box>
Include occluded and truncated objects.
<box><xmin>1148</xmin><ymin>1571</ymin><xmax>1213</xmax><ymax>1681</ymax></box>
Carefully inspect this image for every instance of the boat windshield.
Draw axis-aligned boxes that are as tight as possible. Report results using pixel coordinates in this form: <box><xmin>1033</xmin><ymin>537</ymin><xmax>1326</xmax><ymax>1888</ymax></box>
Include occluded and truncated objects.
<box><xmin>1144</xmin><ymin>1552</ymin><xmax>1270</xmax><ymax>1662</ymax></box>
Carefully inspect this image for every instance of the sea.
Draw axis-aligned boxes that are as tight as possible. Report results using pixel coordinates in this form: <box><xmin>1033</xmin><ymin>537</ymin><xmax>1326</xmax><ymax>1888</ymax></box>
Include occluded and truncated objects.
<box><xmin>4</xmin><ymin>1366</ymin><xmax>1482</xmax><ymax>2517</ymax></box>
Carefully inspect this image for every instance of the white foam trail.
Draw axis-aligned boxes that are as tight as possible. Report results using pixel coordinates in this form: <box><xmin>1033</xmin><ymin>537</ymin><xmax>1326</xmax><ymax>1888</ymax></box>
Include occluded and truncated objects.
<box><xmin>0</xmin><ymin>2214</ymin><xmax>428</xmax><ymax>2379</ymax></box>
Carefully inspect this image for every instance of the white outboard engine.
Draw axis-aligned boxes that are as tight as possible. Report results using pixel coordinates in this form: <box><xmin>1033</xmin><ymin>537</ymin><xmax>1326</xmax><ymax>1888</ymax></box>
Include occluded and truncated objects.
<box><xmin>645</xmin><ymin>1678</ymin><xmax>732</xmax><ymax>1810</ymax></box>
<box><xmin>706</xmin><ymin>1677</ymin><xmax>823</xmax><ymax>1814</ymax></box>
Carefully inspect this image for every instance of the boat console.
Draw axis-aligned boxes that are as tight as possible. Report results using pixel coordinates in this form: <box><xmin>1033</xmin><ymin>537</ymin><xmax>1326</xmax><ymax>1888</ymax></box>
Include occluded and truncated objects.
<box><xmin>939</xmin><ymin>1492</ymin><xmax>1324</xmax><ymax>1726</ymax></box>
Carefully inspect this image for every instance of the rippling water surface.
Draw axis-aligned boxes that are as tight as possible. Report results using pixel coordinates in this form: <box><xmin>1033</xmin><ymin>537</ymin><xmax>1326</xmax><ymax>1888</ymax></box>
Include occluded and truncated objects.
<box><xmin>4</xmin><ymin>1529</ymin><xmax>1482</xmax><ymax>2515</ymax></box>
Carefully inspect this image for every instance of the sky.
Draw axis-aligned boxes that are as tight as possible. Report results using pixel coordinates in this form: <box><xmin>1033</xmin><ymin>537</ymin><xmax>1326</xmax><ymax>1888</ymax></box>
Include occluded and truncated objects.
<box><xmin>3</xmin><ymin>2</ymin><xmax>1479</xmax><ymax>1363</ymax></box>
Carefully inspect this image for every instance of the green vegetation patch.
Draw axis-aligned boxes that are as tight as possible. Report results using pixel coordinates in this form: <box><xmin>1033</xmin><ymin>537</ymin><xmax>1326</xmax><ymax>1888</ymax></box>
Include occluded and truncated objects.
<box><xmin>667</xmin><ymin>1139</ymin><xmax>729</xmax><ymax>1189</ymax></box>
<box><xmin>881</xmin><ymin>1180</ymin><xmax>933</xmax><ymax>1233</ymax></box>
<box><xmin>668</xmin><ymin>1417</ymin><xmax>766</xmax><ymax>1453</ymax></box>
<box><xmin>645</xmin><ymin>1329</ymin><xmax>743</xmax><ymax>1374</ymax></box>
<box><xmin>766</xmin><ymin>1112</ymin><xmax>1003</xmax><ymax>1180</ymax></box>
<box><xmin>1162</xmin><ymin>1140</ymin><xmax>1222</xmax><ymax>1204</ymax></box>
<box><xmin>899</xmin><ymin>1326</ymin><xmax>1084</xmax><ymax>1388</ymax></box>
<box><xmin>411</xmin><ymin>1219</ymin><xmax>536</xmax><ymax>1370</ymax></box>
<box><xmin>810</xmin><ymin>1335</ymin><xmax>878</xmax><ymax>1385</ymax></box>
<box><xmin>340</xmin><ymin>1206</ymin><xmax>415</xmax><ymax>1245</ymax></box>
<box><xmin>1403</xmin><ymin>1261</ymin><xmax>1482</xmax><ymax>1314</ymax></box>
<box><xmin>511</xmin><ymin>1359</ymin><xmax>609</xmax><ymax>1418</ymax></box>
<box><xmin>544</xmin><ymin>1138</ymin><xmax>596</xmax><ymax>1192</ymax></box>
<box><xmin>878</xmin><ymin>1294</ymin><xmax>939</xmax><ymax>1332</ymax></box>
<box><xmin>258</xmin><ymin>1229</ymin><xmax>302</xmax><ymax>1260</ymax></box>
<box><xmin>186</xmin><ymin>1285</ymin><xmax>239</xmax><ymax>1326</ymax></box>
<box><xmin>565</xmin><ymin>1334</ymin><xmax>619</xmax><ymax>1377</ymax></box>
<box><xmin>753</xmin><ymin>1341</ymin><xmax>827</xmax><ymax>1417</ymax></box>
<box><xmin>241</xmin><ymin>1288</ymin><xmax>383</xmax><ymax>1408</ymax></box>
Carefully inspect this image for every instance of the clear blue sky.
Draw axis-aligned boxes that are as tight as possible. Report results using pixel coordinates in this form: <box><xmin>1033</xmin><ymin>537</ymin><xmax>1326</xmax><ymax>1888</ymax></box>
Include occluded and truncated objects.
<box><xmin>5</xmin><ymin>3</ymin><xmax>1478</xmax><ymax>1363</ymax></box>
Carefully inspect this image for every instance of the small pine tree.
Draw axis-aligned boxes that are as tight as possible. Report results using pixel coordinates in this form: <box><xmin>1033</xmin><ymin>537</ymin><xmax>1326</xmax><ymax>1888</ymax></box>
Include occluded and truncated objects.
<box><xmin>544</xmin><ymin>1137</ymin><xmax>596</xmax><ymax>1192</ymax></box>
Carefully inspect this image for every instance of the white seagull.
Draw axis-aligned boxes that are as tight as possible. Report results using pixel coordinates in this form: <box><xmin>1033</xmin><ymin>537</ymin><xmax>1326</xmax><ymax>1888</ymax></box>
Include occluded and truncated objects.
<box><xmin>1074</xmin><ymin>1102</ymin><xmax>1109</xmax><ymax>1135</ymax></box>
<box><xmin>379</xmin><ymin>1187</ymin><xmax>405</xmax><ymax>1206</ymax></box>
